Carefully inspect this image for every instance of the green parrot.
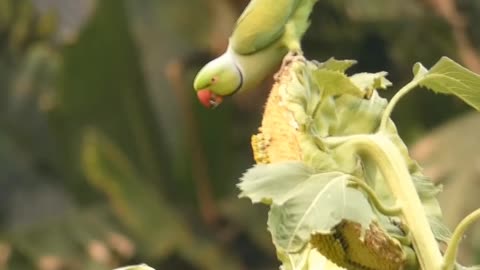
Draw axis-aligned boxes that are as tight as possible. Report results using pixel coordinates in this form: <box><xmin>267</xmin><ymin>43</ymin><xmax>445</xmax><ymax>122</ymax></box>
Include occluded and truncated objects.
<box><xmin>193</xmin><ymin>0</ymin><xmax>318</xmax><ymax>108</ymax></box>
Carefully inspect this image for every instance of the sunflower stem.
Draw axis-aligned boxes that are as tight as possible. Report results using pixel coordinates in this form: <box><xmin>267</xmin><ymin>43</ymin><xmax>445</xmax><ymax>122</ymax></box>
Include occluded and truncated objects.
<box><xmin>326</xmin><ymin>133</ymin><xmax>444</xmax><ymax>270</ymax></box>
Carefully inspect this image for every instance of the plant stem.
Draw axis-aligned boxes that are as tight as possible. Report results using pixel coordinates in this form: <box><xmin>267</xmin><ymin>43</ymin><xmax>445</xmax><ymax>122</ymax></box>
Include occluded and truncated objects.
<box><xmin>326</xmin><ymin>133</ymin><xmax>444</xmax><ymax>270</ymax></box>
<box><xmin>348</xmin><ymin>177</ymin><xmax>402</xmax><ymax>216</ymax></box>
<box><xmin>379</xmin><ymin>78</ymin><xmax>420</xmax><ymax>131</ymax></box>
<box><xmin>442</xmin><ymin>208</ymin><xmax>480</xmax><ymax>270</ymax></box>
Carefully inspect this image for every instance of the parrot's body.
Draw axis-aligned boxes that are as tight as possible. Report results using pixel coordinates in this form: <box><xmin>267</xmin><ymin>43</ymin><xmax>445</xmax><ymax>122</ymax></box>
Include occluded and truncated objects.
<box><xmin>193</xmin><ymin>0</ymin><xmax>318</xmax><ymax>108</ymax></box>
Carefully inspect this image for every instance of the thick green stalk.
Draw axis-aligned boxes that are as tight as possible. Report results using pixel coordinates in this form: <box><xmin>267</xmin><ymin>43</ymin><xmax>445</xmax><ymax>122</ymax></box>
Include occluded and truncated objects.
<box><xmin>326</xmin><ymin>133</ymin><xmax>444</xmax><ymax>270</ymax></box>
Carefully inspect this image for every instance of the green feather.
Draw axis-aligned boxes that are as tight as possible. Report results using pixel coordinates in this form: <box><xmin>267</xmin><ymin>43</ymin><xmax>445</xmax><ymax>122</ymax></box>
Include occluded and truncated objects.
<box><xmin>230</xmin><ymin>0</ymin><xmax>301</xmax><ymax>55</ymax></box>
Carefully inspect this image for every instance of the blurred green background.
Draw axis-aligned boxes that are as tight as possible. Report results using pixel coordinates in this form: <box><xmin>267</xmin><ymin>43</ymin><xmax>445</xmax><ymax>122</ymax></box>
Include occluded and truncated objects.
<box><xmin>0</xmin><ymin>0</ymin><xmax>480</xmax><ymax>269</ymax></box>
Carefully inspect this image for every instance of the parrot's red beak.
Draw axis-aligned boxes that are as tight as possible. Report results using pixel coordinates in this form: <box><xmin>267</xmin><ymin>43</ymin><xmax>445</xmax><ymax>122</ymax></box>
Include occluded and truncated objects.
<box><xmin>197</xmin><ymin>89</ymin><xmax>223</xmax><ymax>109</ymax></box>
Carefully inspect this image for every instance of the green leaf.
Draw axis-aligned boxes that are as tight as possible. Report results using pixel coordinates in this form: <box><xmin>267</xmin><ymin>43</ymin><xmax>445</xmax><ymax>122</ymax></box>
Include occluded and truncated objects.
<box><xmin>417</xmin><ymin>57</ymin><xmax>480</xmax><ymax>111</ymax></box>
<box><xmin>411</xmin><ymin>174</ymin><xmax>451</xmax><ymax>243</ymax></box>
<box><xmin>428</xmin><ymin>216</ymin><xmax>451</xmax><ymax>243</ymax></box>
<box><xmin>412</xmin><ymin>62</ymin><xmax>428</xmax><ymax>78</ymax></box>
<box><xmin>332</xmin><ymin>94</ymin><xmax>387</xmax><ymax>136</ymax></box>
<box><xmin>314</xmin><ymin>69</ymin><xmax>365</xmax><ymax>97</ymax></box>
<box><xmin>238</xmin><ymin>162</ymin><xmax>314</xmax><ymax>205</ymax></box>
<box><xmin>349</xmin><ymin>72</ymin><xmax>392</xmax><ymax>91</ymax></box>
<box><xmin>412</xmin><ymin>174</ymin><xmax>442</xmax><ymax>197</ymax></box>
<box><xmin>321</xmin><ymin>58</ymin><xmax>357</xmax><ymax>72</ymax></box>
<box><xmin>267</xmin><ymin>172</ymin><xmax>376</xmax><ymax>252</ymax></box>
<box><xmin>239</xmin><ymin>163</ymin><xmax>375</xmax><ymax>253</ymax></box>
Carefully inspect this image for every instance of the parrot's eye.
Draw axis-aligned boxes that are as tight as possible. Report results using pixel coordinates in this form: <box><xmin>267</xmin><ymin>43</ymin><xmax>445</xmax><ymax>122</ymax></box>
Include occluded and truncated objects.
<box><xmin>211</xmin><ymin>77</ymin><xmax>217</xmax><ymax>83</ymax></box>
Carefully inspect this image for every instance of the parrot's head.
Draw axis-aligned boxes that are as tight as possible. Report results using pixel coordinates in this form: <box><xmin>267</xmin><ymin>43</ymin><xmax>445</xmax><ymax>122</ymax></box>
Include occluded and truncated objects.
<box><xmin>193</xmin><ymin>53</ymin><xmax>243</xmax><ymax>109</ymax></box>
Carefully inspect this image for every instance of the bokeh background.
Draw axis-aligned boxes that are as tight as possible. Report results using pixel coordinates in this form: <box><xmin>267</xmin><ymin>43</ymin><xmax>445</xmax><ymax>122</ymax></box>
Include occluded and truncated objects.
<box><xmin>0</xmin><ymin>0</ymin><xmax>480</xmax><ymax>269</ymax></box>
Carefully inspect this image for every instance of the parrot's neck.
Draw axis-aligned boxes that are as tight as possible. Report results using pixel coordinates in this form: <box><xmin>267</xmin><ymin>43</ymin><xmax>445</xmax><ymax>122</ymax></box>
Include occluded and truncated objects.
<box><xmin>224</xmin><ymin>46</ymin><xmax>244</xmax><ymax>94</ymax></box>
